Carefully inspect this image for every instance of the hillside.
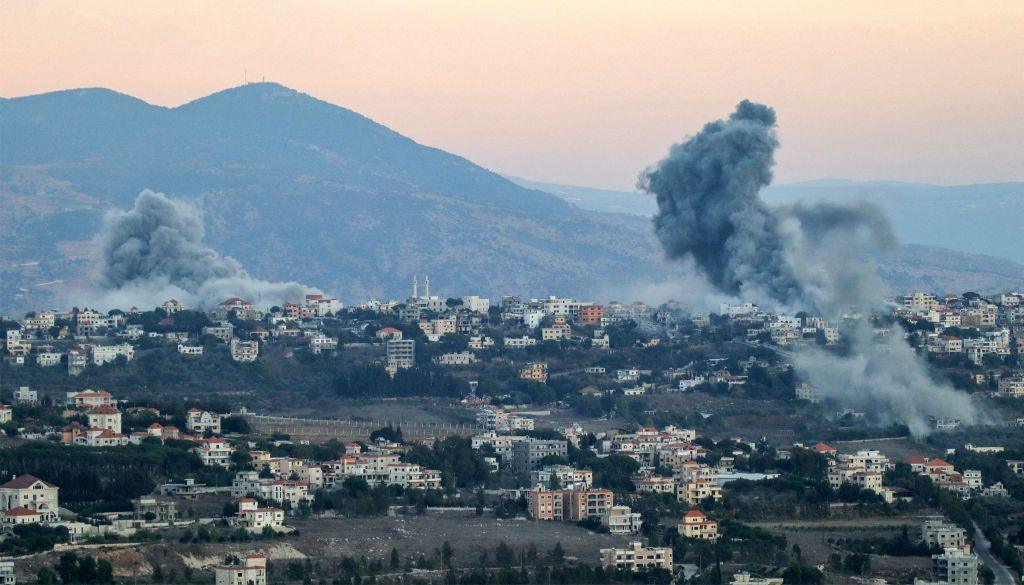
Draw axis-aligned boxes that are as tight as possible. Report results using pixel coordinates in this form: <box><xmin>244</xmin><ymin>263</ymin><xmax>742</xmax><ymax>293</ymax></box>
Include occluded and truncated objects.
<box><xmin>2</xmin><ymin>84</ymin><xmax>1020</xmax><ymax>314</ymax></box>
<box><xmin>0</xmin><ymin>83</ymin><xmax>664</xmax><ymax>312</ymax></box>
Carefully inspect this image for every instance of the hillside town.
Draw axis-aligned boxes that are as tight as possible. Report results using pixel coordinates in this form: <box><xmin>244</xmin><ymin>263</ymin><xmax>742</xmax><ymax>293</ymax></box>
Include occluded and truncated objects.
<box><xmin>0</xmin><ymin>281</ymin><xmax>1021</xmax><ymax>584</ymax></box>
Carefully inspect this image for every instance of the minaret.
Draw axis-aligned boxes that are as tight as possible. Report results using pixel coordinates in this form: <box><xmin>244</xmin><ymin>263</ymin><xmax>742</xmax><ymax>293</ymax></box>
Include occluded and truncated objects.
<box><xmin>412</xmin><ymin>276</ymin><xmax>418</xmax><ymax>299</ymax></box>
<box><xmin>424</xmin><ymin>275</ymin><xmax>430</xmax><ymax>298</ymax></box>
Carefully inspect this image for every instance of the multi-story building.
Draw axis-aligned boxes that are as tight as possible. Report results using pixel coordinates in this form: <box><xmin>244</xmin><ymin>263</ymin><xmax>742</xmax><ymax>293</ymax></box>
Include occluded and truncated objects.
<box><xmin>997</xmin><ymin>374</ymin><xmax>1024</xmax><ymax>397</ymax></box>
<box><xmin>192</xmin><ymin>438</ymin><xmax>235</xmax><ymax>467</ymax></box>
<box><xmin>599</xmin><ymin>542</ymin><xmax>672</xmax><ymax>572</ymax></box>
<box><xmin>564</xmin><ymin>489</ymin><xmax>614</xmax><ymax>521</ymax></box>
<box><xmin>0</xmin><ymin>475</ymin><xmax>59</xmax><ymax>521</ymax></box>
<box><xmin>601</xmin><ymin>505</ymin><xmax>642</xmax><ymax>534</ymax></box>
<box><xmin>214</xmin><ymin>554</ymin><xmax>267</xmax><ymax>585</ymax></box>
<box><xmin>519</xmin><ymin>362</ymin><xmax>548</xmax><ymax>383</ymax></box>
<box><xmin>510</xmin><ymin>438</ymin><xmax>567</xmax><ymax>473</ymax></box>
<box><xmin>386</xmin><ymin>339</ymin><xmax>415</xmax><ymax>372</ymax></box>
<box><xmin>235</xmin><ymin>499</ymin><xmax>284</xmax><ymax>533</ymax></box>
<box><xmin>86</xmin><ymin>406</ymin><xmax>122</xmax><ymax>433</ymax></box>
<box><xmin>679</xmin><ymin>510</ymin><xmax>718</xmax><ymax>540</ymax></box>
<box><xmin>229</xmin><ymin>338</ymin><xmax>259</xmax><ymax>362</ymax></box>
<box><xmin>530</xmin><ymin>465</ymin><xmax>592</xmax><ymax>490</ymax></box>
<box><xmin>922</xmin><ymin>517</ymin><xmax>967</xmax><ymax>551</ymax></box>
<box><xmin>931</xmin><ymin>547</ymin><xmax>978</xmax><ymax>585</ymax></box>
<box><xmin>187</xmin><ymin>409</ymin><xmax>223</xmax><ymax>435</ymax></box>
<box><xmin>527</xmin><ymin>489</ymin><xmax>564</xmax><ymax>521</ymax></box>
<box><xmin>91</xmin><ymin>343</ymin><xmax>135</xmax><ymax>366</ymax></box>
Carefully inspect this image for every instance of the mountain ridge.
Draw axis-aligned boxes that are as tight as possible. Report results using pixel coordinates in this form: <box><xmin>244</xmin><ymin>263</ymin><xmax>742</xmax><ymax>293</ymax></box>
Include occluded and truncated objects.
<box><xmin>1</xmin><ymin>84</ymin><xmax>1021</xmax><ymax>313</ymax></box>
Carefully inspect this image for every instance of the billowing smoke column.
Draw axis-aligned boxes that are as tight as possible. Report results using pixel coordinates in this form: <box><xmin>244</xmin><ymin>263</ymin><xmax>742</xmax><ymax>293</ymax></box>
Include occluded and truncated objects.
<box><xmin>641</xmin><ymin>101</ymin><xmax>977</xmax><ymax>436</ymax></box>
<box><xmin>91</xmin><ymin>190</ymin><xmax>314</xmax><ymax>309</ymax></box>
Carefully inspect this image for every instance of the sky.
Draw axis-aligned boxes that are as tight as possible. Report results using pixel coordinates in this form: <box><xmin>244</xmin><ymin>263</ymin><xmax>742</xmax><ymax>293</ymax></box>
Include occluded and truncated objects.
<box><xmin>2</xmin><ymin>1</ymin><xmax>1022</xmax><ymax>190</ymax></box>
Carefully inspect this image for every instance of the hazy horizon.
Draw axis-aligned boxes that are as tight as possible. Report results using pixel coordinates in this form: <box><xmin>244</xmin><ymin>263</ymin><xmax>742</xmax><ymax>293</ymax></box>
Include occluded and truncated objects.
<box><xmin>3</xmin><ymin>1</ymin><xmax>1022</xmax><ymax>191</ymax></box>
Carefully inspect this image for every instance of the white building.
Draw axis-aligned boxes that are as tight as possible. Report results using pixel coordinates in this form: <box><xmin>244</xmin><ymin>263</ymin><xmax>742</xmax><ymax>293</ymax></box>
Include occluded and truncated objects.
<box><xmin>215</xmin><ymin>554</ymin><xmax>266</xmax><ymax>585</ymax></box>
<box><xmin>229</xmin><ymin>338</ymin><xmax>259</xmax><ymax>362</ymax></box>
<box><xmin>91</xmin><ymin>343</ymin><xmax>134</xmax><ymax>366</ymax></box>
<box><xmin>0</xmin><ymin>475</ymin><xmax>59</xmax><ymax>521</ymax></box>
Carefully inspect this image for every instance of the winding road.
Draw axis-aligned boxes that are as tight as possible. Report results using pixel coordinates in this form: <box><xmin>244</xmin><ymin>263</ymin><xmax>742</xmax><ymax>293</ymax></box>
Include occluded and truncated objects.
<box><xmin>973</xmin><ymin>521</ymin><xmax>1016</xmax><ymax>585</ymax></box>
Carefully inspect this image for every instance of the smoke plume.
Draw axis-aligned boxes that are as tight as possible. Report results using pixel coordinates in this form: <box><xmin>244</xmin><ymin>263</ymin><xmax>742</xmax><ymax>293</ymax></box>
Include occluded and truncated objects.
<box><xmin>641</xmin><ymin>101</ymin><xmax>978</xmax><ymax>436</ymax></box>
<box><xmin>90</xmin><ymin>190</ymin><xmax>314</xmax><ymax>309</ymax></box>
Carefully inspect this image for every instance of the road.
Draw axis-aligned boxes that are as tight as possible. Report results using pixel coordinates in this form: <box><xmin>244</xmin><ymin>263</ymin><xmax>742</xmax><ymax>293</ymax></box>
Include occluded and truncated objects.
<box><xmin>974</xmin><ymin>521</ymin><xmax>1017</xmax><ymax>585</ymax></box>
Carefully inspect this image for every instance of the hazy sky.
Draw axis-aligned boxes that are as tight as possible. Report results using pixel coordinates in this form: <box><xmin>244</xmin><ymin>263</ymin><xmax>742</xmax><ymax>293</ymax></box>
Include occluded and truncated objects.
<box><xmin>3</xmin><ymin>1</ymin><xmax>1022</xmax><ymax>190</ymax></box>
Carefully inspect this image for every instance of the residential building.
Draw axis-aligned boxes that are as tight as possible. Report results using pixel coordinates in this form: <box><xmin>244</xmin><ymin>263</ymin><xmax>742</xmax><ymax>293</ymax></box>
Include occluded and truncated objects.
<box><xmin>187</xmin><ymin>409</ymin><xmax>223</xmax><ymax>434</ymax></box>
<box><xmin>13</xmin><ymin>387</ymin><xmax>37</xmax><ymax>405</ymax></box>
<box><xmin>601</xmin><ymin>505</ymin><xmax>642</xmax><ymax>534</ymax></box>
<box><xmin>519</xmin><ymin>362</ymin><xmax>548</xmax><ymax>383</ymax></box>
<box><xmin>922</xmin><ymin>518</ymin><xmax>967</xmax><ymax>551</ymax></box>
<box><xmin>510</xmin><ymin>438</ymin><xmax>567</xmax><ymax>473</ymax></box>
<box><xmin>192</xmin><ymin>438</ymin><xmax>235</xmax><ymax>467</ymax></box>
<box><xmin>0</xmin><ymin>560</ymin><xmax>14</xmax><ymax>585</ymax></box>
<box><xmin>91</xmin><ymin>343</ymin><xmax>134</xmax><ymax>366</ymax></box>
<box><xmin>229</xmin><ymin>338</ymin><xmax>259</xmax><ymax>362</ymax></box>
<box><xmin>177</xmin><ymin>344</ymin><xmax>204</xmax><ymax>356</ymax></box>
<box><xmin>0</xmin><ymin>475</ymin><xmax>59</xmax><ymax>521</ymax></box>
<box><xmin>679</xmin><ymin>510</ymin><xmax>718</xmax><ymax>540</ymax></box>
<box><xmin>86</xmin><ymin>406</ymin><xmax>122</xmax><ymax>433</ymax></box>
<box><xmin>599</xmin><ymin>542</ymin><xmax>672</xmax><ymax>572</ymax></box>
<box><xmin>930</xmin><ymin>547</ymin><xmax>978</xmax><ymax>585</ymax></box>
<box><xmin>214</xmin><ymin>553</ymin><xmax>267</xmax><ymax>585</ymax></box>
<box><xmin>386</xmin><ymin>339</ymin><xmax>415</xmax><ymax>372</ymax></box>
<box><xmin>0</xmin><ymin>406</ymin><xmax>9</xmax><ymax>424</ymax></box>
<box><xmin>527</xmin><ymin>489</ymin><xmax>564</xmax><ymax>521</ymax></box>
<box><xmin>564</xmin><ymin>489</ymin><xmax>614</xmax><ymax>521</ymax></box>
<box><xmin>235</xmin><ymin>499</ymin><xmax>284</xmax><ymax>533</ymax></box>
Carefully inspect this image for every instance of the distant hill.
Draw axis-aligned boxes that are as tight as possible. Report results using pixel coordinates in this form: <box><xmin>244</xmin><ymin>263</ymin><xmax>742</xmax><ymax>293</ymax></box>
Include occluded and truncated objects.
<box><xmin>0</xmin><ymin>83</ymin><xmax>664</xmax><ymax>312</ymax></box>
<box><xmin>1</xmin><ymin>84</ymin><xmax>1020</xmax><ymax>314</ymax></box>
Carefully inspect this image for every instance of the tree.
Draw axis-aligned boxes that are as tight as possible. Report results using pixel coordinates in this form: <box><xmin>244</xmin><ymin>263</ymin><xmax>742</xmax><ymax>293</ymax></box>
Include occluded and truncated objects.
<box><xmin>390</xmin><ymin>547</ymin><xmax>400</xmax><ymax>570</ymax></box>
<box><xmin>550</xmin><ymin>542</ymin><xmax>565</xmax><ymax>565</ymax></box>
<box><xmin>57</xmin><ymin>553</ymin><xmax>78</xmax><ymax>584</ymax></box>
<box><xmin>495</xmin><ymin>541</ymin><xmax>515</xmax><ymax>568</ymax></box>
<box><xmin>441</xmin><ymin>541</ymin><xmax>454</xmax><ymax>569</ymax></box>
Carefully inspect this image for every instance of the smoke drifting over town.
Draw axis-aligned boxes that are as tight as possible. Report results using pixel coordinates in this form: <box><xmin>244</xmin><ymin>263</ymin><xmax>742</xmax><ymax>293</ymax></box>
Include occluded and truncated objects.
<box><xmin>90</xmin><ymin>190</ymin><xmax>313</xmax><ymax>309</ymax></box>
<box><xmin>640</xmin><ymin>101</ymin><xmax>978</xmax><ymax>436</ymax></box>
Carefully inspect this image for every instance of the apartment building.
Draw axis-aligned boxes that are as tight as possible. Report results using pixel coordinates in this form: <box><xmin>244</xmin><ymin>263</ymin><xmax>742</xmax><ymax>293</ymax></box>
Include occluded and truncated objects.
<box><xmin>601</xmin><ymin>505</ymin><xmax>642</xmax><ymax>534</ymax></box>
<box><xmin>214</xmin><ymin>554</ymin><xmax>267</xmax><ymax>585</ymax></box>
<box><xmin>510</xmin><ymin>438</ymin><xmax>567</xmax><ymax>473</ymax></box>
<box><xmin>599</xmin><ymin>542</ymin><xmax>672</xmax><ymax>572</ymax></box>
<box><xmin>519</xmin><ymin>362</ymin><xmax>549</xmax><ymax>383</ymax></box>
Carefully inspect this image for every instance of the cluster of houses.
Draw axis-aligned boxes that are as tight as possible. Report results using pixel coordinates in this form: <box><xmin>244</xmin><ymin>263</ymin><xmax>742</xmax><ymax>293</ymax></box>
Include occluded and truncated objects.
<box><xmin>801</xmin><ymin>440</ymin><xmax>1013</xmax><ymax>503</ymax></box>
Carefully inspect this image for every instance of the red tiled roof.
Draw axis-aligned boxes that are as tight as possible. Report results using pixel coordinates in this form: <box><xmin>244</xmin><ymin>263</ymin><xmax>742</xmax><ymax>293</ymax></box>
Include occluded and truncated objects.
<box><xmin>0</xmin><ymin>475</ymin><xmax>54</xmax><ymax>489</ymax></box>
<box><xmin>86</xmin><ymin>406</ymin><xmax>119</xmax><ymax>415</ymax></box>
<box><xmin>4</xmin><ymin>507</ymin><xmax>41</xmax><ymax>517</ymax></box>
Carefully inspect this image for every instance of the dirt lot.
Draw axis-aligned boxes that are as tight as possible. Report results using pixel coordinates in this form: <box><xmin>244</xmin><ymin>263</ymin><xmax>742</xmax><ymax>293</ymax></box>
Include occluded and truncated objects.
<box><xmin>289</xmin><ymin>511</ymin><xmax>631</xmax><ymax>563</ymax></box>
<box><xmin>12</xmin><ymin>511</ymin><xmax>630</xmax><ymax>582</ymax></box>
<box><xmin>750</xmin><ymin>515</ymin><xmax>934</xmax><ymax>580</ymax></box>
<box><xmin>831</xmin><ymin>437</ymin><xmax>943</xmax><ymax>461</ymax></box>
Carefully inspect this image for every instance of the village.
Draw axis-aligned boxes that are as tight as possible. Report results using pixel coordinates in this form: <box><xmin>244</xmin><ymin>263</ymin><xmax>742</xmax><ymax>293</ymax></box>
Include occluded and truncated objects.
<box><xmin>0</xmin><ymin>282</ymin><xmax>1022</xmax><ymax>584</ymax></box>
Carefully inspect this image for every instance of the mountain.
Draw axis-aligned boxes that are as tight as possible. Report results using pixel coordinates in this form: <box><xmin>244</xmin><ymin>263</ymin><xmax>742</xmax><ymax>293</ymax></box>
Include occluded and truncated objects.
<box><xmin>0</xmin><ymin>83</ymin><xmax>665</xmax><ymax>312</ymax></box>
<box><xmin>1</xmin><ymin>83</ymin><xmax>1021</xmax><ymax>314</ymax></box>
<box><xmin>509</xmin><ymin>176</ymin><xmax>1024</xmax><ymax>266</ymax></box>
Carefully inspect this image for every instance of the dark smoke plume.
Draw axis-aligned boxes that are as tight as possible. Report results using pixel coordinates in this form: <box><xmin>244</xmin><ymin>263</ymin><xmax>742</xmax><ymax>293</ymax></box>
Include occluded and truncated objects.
<box><xmin>640</xmin><ymin>101</ymin><xmax>978</xmax><ymax>436</ymax></box>
<box><xmin>91</xmin><ymin>190</ymin><xmax>314</xmax><ymax>309</ymax></box>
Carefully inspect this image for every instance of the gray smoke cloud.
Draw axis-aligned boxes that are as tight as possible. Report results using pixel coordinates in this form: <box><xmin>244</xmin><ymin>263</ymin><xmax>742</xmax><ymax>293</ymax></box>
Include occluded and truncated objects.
<box><xmin>90</xmin><ymin>190</ymin><xmax>315</xmax><ymax>309</ymax></box>
<box><xmin>641</xmin><ymin>101</ymin><xmax>978</xmax><ymax>436</ymax></box>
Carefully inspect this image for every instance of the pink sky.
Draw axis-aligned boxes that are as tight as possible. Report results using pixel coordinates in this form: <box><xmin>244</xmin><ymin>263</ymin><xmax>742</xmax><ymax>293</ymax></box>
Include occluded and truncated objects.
<box><xmin>3</xmin><ymin>1</ymin><xmax>1022</xmax><ymax>190</ymax></box>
